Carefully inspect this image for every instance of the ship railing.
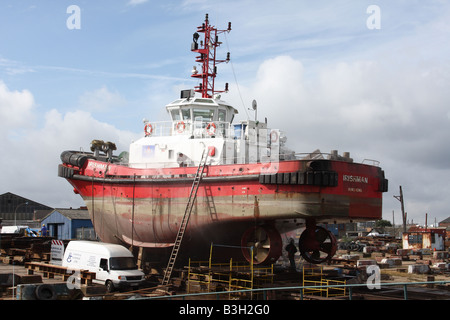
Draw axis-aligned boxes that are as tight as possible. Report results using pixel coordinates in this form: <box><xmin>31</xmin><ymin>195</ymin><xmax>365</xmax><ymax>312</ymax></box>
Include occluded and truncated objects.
<box><xmin>144</xmin><ymin>120</ymin><xmax>234</xmax><ymax>139</ymax></box>
<box><xmin>361</xmin><ymin>159</ymin><xmax>380</xmax><ymax>166</ymax></box>
<box><xmin>127</xmin><ymin>152</ymin><xmax>296</xmax><ymax>169</ymax></box>
<box><xmin>122</xmin><ymin>152</ymin><xmax>380</xmax><ymax>171</ymax></box>
<box><xmin>293</xmin><ymin>152</ymin><xmax>381</xmax><ymax>166</ymax></box>
<box><xmin>126</xmin><ymin>151</ymin><xmax>373</xmax><ymax>170</ymax></box>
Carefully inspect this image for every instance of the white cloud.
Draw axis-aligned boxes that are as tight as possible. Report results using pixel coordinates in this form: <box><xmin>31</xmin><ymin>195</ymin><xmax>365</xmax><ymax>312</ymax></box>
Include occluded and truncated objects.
<box><xmin>127</xmin><ymin>0</ymin><xmax>148</xmax><ymax>6</ymax></box>
<box><xmin>0</xmin><ymin>81</ymin><xmax>140</xmax><ymax>208</ymax></box>
<box><xmin>0</xmin><ymin>57</ymin><xmax>35</xmax><ymax>76</ymax></box>
<box><xmin>0</xmin><ymin>81</ymin><xmax>35</xmax><ymax>135</ymax></box>
<box><xmin>228</xmin><ymin>53</ymin><xmax>450</xmax><ymax>224</ymax></box>
<box><xmin>79</xmin><ymin>86</ymin><xmax>127</xmax><ymax>112</ymax></box>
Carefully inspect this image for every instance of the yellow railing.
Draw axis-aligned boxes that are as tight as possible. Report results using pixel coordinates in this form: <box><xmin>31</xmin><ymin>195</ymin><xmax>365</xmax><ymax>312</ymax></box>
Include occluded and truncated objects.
<box><xmin>186</xmin><ymin>243</ymin><xmax>274</xmax><ymax>298</ymax></box>
<box><xmin>186</xmin><ymin>259</ymin><xmax>211</xmax><ymax>293</ymax></box>
<box><xmin>302</xmin><ymin>265</ymin><xmax>346</xmax><ymax>298</ymax></box>
<box><xmin>325</xmin><ymin>279</ymin><xmax>347</xmax><ymax>297</ymax></box>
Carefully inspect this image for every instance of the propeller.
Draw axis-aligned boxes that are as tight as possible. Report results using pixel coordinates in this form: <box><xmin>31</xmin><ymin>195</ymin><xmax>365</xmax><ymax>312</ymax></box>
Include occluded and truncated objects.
<box><xmin>241</xmin><ymin>225</ymin><xmax>282</xmax><ymax>265</ymax></box>
<box><xmin>299</xmin><ymin>226</ymin><xmax>337</xmax><ymax>264</ymax></box>
<box><xmin>246</xmin><ymin>227</ymin><xmax>271</xmax><ymax>262</ymax></box>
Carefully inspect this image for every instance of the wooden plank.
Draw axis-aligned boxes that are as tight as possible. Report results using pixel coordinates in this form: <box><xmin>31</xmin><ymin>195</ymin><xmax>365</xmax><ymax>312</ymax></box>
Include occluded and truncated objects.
<box><xmin>24</xmin><ymin>261</ymin><xmax>96</xmax><ymax>282</ymax></box>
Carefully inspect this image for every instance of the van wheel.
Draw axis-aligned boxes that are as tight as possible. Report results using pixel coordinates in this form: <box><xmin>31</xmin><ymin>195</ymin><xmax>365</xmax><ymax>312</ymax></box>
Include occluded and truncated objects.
<box><xmin>105</xmin><ymin>280</ymin><xmax>115</xmax><ymax>293</ymax></box>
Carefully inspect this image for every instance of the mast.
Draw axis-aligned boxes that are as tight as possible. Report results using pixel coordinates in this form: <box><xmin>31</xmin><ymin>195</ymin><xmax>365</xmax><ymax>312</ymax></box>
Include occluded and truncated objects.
<box><xmin>394</xmin><ymin>185</ymin><xmax>407</xmax><ymax>233</ymax></box>
<box><xmin>191</xmin><ymin>14</ymin><xmax>231</xmax><ymax>98</ymax></box>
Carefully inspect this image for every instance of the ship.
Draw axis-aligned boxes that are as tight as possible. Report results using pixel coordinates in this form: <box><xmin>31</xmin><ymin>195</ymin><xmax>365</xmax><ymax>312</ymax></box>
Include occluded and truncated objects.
<box><xmin>58</xmin><ymin>14</ymin><xmax>388</xmax><ymax>266</ymax></box>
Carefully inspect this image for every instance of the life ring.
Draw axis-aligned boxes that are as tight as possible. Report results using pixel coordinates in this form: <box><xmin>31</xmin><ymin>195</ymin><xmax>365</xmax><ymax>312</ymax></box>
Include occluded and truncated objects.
<box><xmin>205</xmin><ymin>122</ymin><xmax>216</xmax><ymax>136</ymax></box>
<box><xmin>144</xmin><ymin>123</ymin><xmax>153</xmax><ymax>136</ymax></box>
<box><xmin>270</xmin><ymin>130</ymin><xmax>279</xmax><ymax>143</ymax></box>
<box><xmin>176</xmin><ymin>121</ymin><xmax>185</xmax><ymax>133</ymax></box>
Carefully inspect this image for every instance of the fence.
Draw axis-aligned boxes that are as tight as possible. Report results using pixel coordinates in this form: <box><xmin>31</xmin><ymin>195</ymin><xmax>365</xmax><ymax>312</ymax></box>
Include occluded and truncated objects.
<box><xmin>148</xmin><ymin>279</ymin><xmax>450</xmax><ymax>300</ymax></box>
<box><xmin>186</xmin><ymin>243</ymin><xmax>273</xmax><ymax>299</ymax></box>
<box><xmin>302</xmin><ymin>265</ymin><xmax>346</xmax><ymax>298</ymax></box>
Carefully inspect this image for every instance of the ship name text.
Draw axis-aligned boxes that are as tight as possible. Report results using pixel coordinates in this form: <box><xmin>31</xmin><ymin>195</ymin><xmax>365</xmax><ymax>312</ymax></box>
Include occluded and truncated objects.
<box><xmin>343</xmin><ymin>175</ymin><xmax>368</xmax><ymax>184</ymax></box>
<box><xmin>87</xmin><ymin>162</ymin><xmax>108</xmax><ymax>171</ymax></box>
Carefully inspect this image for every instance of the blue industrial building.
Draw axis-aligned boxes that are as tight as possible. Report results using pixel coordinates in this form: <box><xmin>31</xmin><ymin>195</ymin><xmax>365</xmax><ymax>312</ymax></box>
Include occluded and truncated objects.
<box><xmin>40</xmin><ymin>208</ymin><xmax>96</xmax><ymax>240</ymax></box>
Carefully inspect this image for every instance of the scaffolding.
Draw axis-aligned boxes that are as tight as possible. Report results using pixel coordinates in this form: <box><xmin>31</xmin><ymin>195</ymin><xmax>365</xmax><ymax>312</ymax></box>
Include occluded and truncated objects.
<box><xmin>186</xmin><ymin>243</ymin><xmax>273</xmax><ymax>299</ymax></box>
<box><xmin>302</xmin><ymin>265</ymin><xmax>346</xmax><ymax>298</ymax></box>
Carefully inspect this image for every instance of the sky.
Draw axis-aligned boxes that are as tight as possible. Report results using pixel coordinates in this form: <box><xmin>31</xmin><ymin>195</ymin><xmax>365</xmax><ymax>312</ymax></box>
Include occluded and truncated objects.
<box><xmin>0</xmin><ymin>0</ymin><xmax>449</xmax><ymax>227</ymax></box>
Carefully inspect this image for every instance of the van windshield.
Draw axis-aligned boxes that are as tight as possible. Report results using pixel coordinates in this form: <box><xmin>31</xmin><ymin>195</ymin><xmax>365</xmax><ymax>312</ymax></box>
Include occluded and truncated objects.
<box><xmin>109</xmin><ymin>257</ymin><xmax>137</xmax><ymax>270</ymax></box>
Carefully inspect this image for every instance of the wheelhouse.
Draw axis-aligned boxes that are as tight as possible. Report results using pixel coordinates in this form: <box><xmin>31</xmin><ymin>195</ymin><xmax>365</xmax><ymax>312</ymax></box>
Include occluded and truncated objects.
<box><xmin>166</xmin><ymin>96</ymin><xmax>238</xmax><ymax>127</ymax></box>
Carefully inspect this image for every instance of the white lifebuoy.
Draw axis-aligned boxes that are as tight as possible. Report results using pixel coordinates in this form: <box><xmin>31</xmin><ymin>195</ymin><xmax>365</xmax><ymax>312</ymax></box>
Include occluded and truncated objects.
<box><xmin>144</xmin><ymin>123</ymin><xmax>153</xmax><ymax>136</ymax></box>
<box><xmin>205</xmin><ymin>122</ymin><xmax>216</xmax><ymax>136</ymax></box>
<box><xmin>176</xmin><ymin>121</ymin><xmax>185</xmax><ymax>133</ymax></box>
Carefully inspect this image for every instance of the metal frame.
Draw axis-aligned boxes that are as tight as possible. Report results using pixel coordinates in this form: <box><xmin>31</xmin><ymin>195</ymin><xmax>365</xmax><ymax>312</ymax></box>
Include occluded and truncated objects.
<box><xmin>186</xmin><ymin>243</ymin><xmax>274</xmax><ymax>299</ymax></box>
<box><xmin>142</xmin><ymin>279</ymin><xmax>450</xmax><ymax>300</ymax></box>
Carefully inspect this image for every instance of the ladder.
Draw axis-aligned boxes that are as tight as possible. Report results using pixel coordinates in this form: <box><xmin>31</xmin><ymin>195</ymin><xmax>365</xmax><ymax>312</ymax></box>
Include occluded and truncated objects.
<box><xmin>162</xmin><ymin>149</ymin><xmax>208</xmax><ymax>286</ymax></box>
<box><xmin>204</xmin><ymin>185</ymin><xmax>218</xmax><ymax>222</ymax></box>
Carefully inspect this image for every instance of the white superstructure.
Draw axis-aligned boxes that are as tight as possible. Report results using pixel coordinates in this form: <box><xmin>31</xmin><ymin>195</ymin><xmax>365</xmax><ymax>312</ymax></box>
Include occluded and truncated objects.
<box><xmin>128</xmin><ymin>92</ymin><xmax>288</xmax><ymax>169</ymax></box>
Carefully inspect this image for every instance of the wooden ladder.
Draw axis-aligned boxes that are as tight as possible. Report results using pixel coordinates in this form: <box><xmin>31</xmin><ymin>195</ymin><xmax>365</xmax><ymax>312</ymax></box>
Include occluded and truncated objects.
<box><xmin>161</xmin><ymin>149</ymin><xmax>208</xmax><ymax>286</ymax></box>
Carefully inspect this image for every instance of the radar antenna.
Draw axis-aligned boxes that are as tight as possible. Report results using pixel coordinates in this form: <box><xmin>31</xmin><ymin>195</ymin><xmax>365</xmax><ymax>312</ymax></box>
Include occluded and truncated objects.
<box><xmin>191</xmin><ymin>14</ymin><xmax>231</xmax><ymax>98</ymax></box>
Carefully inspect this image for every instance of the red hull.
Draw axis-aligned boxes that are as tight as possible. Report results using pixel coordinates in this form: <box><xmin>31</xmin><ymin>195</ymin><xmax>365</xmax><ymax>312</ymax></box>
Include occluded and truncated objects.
<box><xmin>59</xmin><ymin>154</ymin><xmax>387</xmax><ymax>249</ymax></box>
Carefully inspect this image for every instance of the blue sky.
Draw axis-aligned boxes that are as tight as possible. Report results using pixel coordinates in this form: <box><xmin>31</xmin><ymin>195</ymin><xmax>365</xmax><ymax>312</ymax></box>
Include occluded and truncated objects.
<box><xmin>1</xmin><ymin>0</ymin><xmax>450</xmax><ymax>226</ymax></box>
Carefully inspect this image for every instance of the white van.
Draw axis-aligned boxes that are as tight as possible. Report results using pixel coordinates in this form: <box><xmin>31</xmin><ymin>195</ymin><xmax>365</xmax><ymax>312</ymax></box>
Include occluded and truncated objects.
<box><xmin>1</xmin><ymin>225</ymin><xmax>28</xmax><ymax>234</ymax></box>
<box><xmin>62</xmin><ymin>241</ymin><xmax>145</xmax><ymax>292</ymax></box>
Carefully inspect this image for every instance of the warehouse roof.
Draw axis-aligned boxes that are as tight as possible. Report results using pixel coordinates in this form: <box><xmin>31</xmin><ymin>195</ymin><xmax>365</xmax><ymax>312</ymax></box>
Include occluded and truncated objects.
<box><xmin>44</xmin><ymin>208</ymin><xmax>91</xmax><ymax>221</ymax></box>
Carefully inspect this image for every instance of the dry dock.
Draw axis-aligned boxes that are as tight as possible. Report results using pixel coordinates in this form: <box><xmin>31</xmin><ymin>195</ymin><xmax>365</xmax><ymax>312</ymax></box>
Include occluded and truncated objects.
<box><xmin>1</xmin><ymin>244</ymin><xmax>449</xmax><ymax>300</ymax></box>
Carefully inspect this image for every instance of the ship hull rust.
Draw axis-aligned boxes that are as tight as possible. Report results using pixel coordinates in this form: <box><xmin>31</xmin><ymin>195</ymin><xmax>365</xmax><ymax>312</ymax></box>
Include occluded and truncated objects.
<box><xmin>61</xmin><ymin>156</ymin><xmax>385</xmax><ymax>249</ymax></box>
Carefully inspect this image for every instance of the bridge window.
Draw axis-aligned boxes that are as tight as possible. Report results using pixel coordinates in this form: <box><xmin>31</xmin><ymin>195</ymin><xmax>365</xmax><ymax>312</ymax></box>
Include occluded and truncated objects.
<box><xmin>170</xmin><ymin>109</ymin><xmax>181</xmax><ymax>121</ymax></box>
<box><xmin>194</xmin><ymin>98</ymin><xmax>214</xmax><ymax>104</ymax></box>
<box><xmin>181</xmin><ymin>108</ymin><xmax>191</xmax><ymax>120</ymax></box>
<box><xmin>193</xmin><ymin>108</ymin><xmax>215</xmax><ymax>121</ymax></box>
<box><xmin>218</xmin><ymin>109</ymin><xmax>226</xmax><ymax>122</ymax></box>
